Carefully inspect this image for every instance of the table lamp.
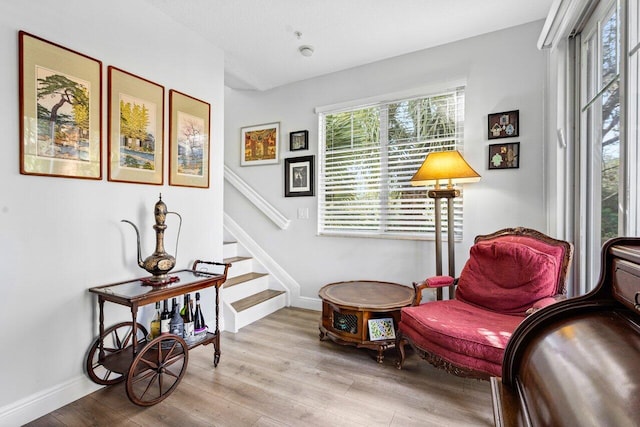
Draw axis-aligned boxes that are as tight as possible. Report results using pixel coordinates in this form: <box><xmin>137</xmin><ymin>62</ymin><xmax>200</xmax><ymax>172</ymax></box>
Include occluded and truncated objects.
<box><xmin>411</xmin><ymin>150</ymin><xmax>480</xmax><ymax>299</ymax></box>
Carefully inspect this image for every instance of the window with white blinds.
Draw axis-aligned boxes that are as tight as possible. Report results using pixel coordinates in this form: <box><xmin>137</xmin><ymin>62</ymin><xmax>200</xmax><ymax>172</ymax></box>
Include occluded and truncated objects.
<box><xmin>318</xmin><ymin>87</ymin><xmax>465</xmax><ymax>239</ymax></box>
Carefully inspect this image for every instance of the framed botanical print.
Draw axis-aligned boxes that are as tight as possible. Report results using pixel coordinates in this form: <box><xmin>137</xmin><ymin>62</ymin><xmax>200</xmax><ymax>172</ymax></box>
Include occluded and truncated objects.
<box><xmin>241</xmin><ymin>122</ymin><xmax>280</xmax><ymax>166</ymax></box>
<box><xmin>169</xmin><ymin>89</ymin><xmax>210</xmax><ymax>188</ymax></box>
<box><xmin>19</xmin><ymin>31</ymin><xmax>102</xmax><ymax>179</ymax></box>
<box><xmin>488</xmin><ymin>142</ymin><xmax>520</xmax><ymax>169</ymax></box>
<box><xmin>107</xmin><ymin>66</ymin><xmax>164</xmax><ymax>184</ymax></box>
<box><xmin>488</xmin><ymin>110</ymin><xmax>519</xmax><ymax>139</ymax></box>
<box><xmin>284</xmin><ymin>155</ymin><xmax>314</xmax><ymax>197</ymax></box>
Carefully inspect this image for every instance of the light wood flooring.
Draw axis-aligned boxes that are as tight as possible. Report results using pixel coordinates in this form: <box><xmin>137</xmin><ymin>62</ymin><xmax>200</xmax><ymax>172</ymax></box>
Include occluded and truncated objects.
<box><xmin>26</xmin><ymin>308</ymin><xmax>493</xmax><ymax>426</ymax></box>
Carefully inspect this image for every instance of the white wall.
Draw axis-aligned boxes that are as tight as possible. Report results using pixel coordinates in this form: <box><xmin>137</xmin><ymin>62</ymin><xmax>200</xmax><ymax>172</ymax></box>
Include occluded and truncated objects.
<box><xmin>224</xmin><ymin>21</ymin><xmax>549</xmax><ymax>306</ymax></box>
<box><xmin>0</xmin><ymin>1</ymin><xmax>225</xmax><ymax>424</ymax></box>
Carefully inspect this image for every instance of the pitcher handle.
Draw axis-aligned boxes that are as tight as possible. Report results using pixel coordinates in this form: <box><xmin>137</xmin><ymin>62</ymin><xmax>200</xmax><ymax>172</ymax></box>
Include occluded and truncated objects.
<box><xmin>167</xmin><ymin>211</ymin><xmax>182</xmax><ymax>264</ymax></box>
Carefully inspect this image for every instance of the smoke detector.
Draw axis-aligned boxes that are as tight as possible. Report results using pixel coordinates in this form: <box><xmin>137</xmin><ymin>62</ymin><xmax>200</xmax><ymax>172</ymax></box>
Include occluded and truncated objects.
<box><xmin>299</xmin><ymin>45</ymin><xmax>314</xmax><ymax>57</ymax></box>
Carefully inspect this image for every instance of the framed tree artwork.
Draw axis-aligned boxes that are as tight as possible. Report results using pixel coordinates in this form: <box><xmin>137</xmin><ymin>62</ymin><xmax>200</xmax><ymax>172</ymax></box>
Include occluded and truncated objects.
<box><xmin>19</xmin><ymin>31</ymin><xmax>102</xmax><ymax>179</ymax></box>
<box><xmin>107</xmin><ymin>66</ymin><xmax>164</xmax><ymax>185</ymax></box>
<box><xmin>169</xmin><ymin>89</ymin><xmax>210</xmax><ymax>188</ymax></box>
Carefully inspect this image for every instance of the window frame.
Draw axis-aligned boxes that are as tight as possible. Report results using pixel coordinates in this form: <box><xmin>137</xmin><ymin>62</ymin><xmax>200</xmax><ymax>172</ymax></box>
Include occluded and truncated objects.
<box><xmin>316</xmin><ymin>86</ymin><xmax>466</xmax><ymax>241</ymax></box>
<box><xmin>575</xmin><ymin>0</ymin><xmax>626</xmax><ymax>292</ymax></box>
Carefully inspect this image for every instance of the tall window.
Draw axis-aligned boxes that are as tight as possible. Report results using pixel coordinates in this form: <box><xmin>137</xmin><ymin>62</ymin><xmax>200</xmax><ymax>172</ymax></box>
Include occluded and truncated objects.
<box><xmin>578</xmin><ymin>0</ymin><xmax>622</xmax><ymax>290</ymax></box>
<box><xmin>318</xmin><ymin>87</ymin><xmax>465</xmax><ymax>239</ymax></box>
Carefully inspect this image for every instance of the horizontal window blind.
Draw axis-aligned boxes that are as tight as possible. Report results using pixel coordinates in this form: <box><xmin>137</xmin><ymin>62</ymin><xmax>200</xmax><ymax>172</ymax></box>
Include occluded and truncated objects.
<box><xmin>318</xmin><ymin>87</ymin><xmax>465</xmax><ymax>239</ymax></box>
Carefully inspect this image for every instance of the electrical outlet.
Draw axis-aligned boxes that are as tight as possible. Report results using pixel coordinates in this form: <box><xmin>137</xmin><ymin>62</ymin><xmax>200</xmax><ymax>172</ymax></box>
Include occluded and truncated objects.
<box><xmin>297</xmin><ymin>207</ymin><xmax>309</xmax><ymax>219</ymax></box>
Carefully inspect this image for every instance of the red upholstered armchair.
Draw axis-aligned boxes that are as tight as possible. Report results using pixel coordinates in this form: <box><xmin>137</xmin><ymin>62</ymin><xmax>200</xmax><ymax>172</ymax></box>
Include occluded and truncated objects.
<box><xmin>396</xmin><ymin>227</ymin><xmax>573</xmax><ymax>379</ymax></box>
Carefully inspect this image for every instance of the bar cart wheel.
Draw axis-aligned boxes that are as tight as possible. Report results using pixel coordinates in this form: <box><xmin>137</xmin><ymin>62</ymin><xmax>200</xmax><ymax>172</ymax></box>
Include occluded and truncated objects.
<box><xmin>126</xmin><ymin>334</ymin><xmax>189</xmax><ymax>406</ymax></box>
<box><xmin>86</xmin><ymin>322</ymin><xmax>148</xmax><ymax>385</ymax></box>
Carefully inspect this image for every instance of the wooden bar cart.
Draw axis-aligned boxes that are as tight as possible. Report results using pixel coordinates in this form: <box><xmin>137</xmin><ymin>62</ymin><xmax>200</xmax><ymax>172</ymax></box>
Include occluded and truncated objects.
<box><xmin>85</xmin><ymin>260</ymin><xmax>229</xmax><ymax>406</ymax></box>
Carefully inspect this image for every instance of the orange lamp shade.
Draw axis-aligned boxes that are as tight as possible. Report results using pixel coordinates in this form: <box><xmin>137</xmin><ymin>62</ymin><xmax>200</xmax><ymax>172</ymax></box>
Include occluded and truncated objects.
<box><xmin>410</xmin><ymin>150</ymin><xmax>481</xmax><ymax>187</ymax></box>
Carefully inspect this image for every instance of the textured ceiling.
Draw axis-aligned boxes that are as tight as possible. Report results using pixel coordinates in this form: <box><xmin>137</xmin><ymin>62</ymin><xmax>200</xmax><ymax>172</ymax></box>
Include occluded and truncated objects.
<box><xmin>145</xmin><ymin>0</ymin><xmax>553</xmax><ymax>91</ymax></box>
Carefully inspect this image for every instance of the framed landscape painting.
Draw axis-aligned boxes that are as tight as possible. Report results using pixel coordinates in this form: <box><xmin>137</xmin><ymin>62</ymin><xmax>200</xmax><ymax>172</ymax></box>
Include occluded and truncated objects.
<box><xmin>169</xmin><ymin>89</ymin><xmax>210</xmax><ymax>188</ymax></box>
<box><xmin>241</xmin><ymin>122</ymin><xmax>280</xmax><ymax>166</ymax></box>
<box><xmin>19</xmin><ymin>31</ymin><xmax>102</xmax><ymax>179</ymax></box>
<box><xmin>107</xmin><ymin>66</ymin><xmax>164</xmax><ymax>184</ymax></box>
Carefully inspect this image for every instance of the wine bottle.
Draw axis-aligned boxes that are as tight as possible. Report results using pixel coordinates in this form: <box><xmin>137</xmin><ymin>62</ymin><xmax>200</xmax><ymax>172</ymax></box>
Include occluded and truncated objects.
<box><xmin>160</xmin><ymin>299</ymin><xmax>171</xmax><ymax>336</ymax></box>
<box><xmin>169</xmin><ymin>298</ymin><xmax>184</xmax><ymax>337</ymax></box>
<box><xmin>183</xmin><ymin>294</ymin><xmax>194</xmax><ymax>342</ymax></box>
<box><xmin>150</xmin><ymin>301</ymin><xmax>161</xmax><ymax>339</ymax></box>
<box><xmin>194</xmin><ymin>292</ymin><xmax>207</xmax><ymax>336</ymax></box>
<box><xmin>180</xmin><ymin>294</ymin><xmax>189</xmax><ymax>318</ymax></box>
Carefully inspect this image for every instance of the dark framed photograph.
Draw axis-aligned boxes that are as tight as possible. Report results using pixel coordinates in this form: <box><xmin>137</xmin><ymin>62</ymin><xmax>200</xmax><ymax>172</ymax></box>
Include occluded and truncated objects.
<box><xmin>285</xmin><ymin>155</ymin><xmax>314</xmax><ymax>197</ymax></box>
<box><xmin>488</xmin><ymin>110</ymin><xmax>519</xmax><ymax>139</ymax></box>
<box><xmin>488</xmin><ymin>142</ymin><xmax>520</xmax><ymax>170</ymax></box>
<box><xmin>19</xmin><ymin>31</ymin><xmax>102</xmax><ymax>179</ymax></box>
<box><xmin>289</xmin><ymin>130</ymin><xmax>309</xmax><ymax>151</ymax></box>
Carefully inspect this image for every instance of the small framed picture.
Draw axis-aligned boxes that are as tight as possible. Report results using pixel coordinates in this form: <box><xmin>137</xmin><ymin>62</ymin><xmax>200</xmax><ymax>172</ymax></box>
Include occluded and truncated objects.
<box><xmin>488</xmin><ymin>110</ymin><xmax>519</xmax><ymax>139</ymax></box>
<box><xmin>284</xmin><ymin>155</ymin><xmax>314</xmax><ymax>197</ymax></box>
<box><xmin>488</xmin><ymin>142</ymin><xmax>520</xmax><ymax>169</ymax></box>
<box><xmin>289</xmin><ymin>130</ymin><xmax>309</xmax><ymax>151</ymax></box>
<box><xmin>241</xmin><ymin>122</ymin><xmax>280</xmax><ymax>166</ymax></box>
<box><xmin>368</xmin><ymin>318</ymin><xmax>395</xmax><ymax>341</ymax></box>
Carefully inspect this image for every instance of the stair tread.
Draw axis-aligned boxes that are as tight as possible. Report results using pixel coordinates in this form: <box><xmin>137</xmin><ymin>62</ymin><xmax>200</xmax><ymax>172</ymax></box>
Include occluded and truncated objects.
<box><xmin>231</xmin><ymin>289</ymin><xmax>286</xmax><ymax>313</ymax></box>
<box><xmin>225</xmin><ymin>272</ymin><xmax>268</xmax><ymax>288</ymax></box>
<box><xmin>223</xmin><ymin>256</ymin><xmax>251</xmax><ymax>264</ymax></box>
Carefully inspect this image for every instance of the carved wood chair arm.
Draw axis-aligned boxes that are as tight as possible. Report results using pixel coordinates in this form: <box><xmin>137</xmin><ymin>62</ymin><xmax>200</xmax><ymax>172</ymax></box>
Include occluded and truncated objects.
<box><xmin>412</xmin><ymin>275</ymin><xmax>456</xmax><ymax>305</ymax></box>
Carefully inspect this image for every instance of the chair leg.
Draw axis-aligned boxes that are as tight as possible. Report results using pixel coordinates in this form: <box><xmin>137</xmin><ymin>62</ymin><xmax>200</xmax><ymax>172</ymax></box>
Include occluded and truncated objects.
<box><xmin>396</xmin><ymin>335</ymin><xmax>407</xmax><ymax>369</ymax></box>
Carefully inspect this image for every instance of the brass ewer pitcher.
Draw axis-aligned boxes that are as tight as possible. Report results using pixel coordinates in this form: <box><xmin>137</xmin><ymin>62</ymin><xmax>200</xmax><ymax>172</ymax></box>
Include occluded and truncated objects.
<box><xmin>122</xmin><ymin>194</ymin><xmax>182</xmax><ymax>284</ymax></box>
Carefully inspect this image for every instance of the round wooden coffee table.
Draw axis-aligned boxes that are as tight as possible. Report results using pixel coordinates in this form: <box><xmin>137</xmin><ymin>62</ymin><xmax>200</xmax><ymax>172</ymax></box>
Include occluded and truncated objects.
<box><xmin>318</xmin><ymin>280</ymin><xmax>415</xmax><ymax>363</ymax></box>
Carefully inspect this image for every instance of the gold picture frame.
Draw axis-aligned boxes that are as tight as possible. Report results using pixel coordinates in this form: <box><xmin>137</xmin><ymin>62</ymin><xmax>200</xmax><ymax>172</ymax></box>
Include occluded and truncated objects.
<box><xmin>108</xmin><ymin>66</ymin><xmax>164</xmax><ymax>185</ymax></box>
<box><xmin>169</xmin><ymin>89</ymin><xmax>210</xmax><ymax>188</ymax></box>
<box><xmin>241</xmin><ymin>122</ymin><xmax>280</xmax><ymax>166</ymax></box>
<box><xmin>19</xmin><ymin>31</ymin><xmax>102</xmax><ymax>179</ymax></box>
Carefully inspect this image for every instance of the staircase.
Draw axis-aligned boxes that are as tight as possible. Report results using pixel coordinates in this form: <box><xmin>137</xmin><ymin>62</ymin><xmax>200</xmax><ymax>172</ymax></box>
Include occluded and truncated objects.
<box><xmin>222</xmin><ymin>239</ymin><xmax>287</xmax><ymax>333</ymax></box>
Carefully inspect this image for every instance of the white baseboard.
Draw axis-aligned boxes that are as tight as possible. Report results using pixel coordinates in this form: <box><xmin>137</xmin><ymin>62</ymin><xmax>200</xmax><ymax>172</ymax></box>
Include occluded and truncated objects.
<box><xmin>293</xmin><ymin>295</ymin><xmax>322</xmax><ymax>311</ymax></box>
<box><xmin>0</xmin><ymin>375</ymin><xmax>101</xmax><ymax>426</ymax></box>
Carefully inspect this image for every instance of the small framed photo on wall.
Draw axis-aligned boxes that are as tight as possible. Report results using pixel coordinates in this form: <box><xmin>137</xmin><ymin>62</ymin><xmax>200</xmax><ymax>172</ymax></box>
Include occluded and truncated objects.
<box><xmin>241</xmin><ymin>122</ymin><xmax>280</xmax><ymax>166</ymax></box>
<box><xmin>284</xmin><ymin>155</ymin><xmax>314</xmax><ymax>197</ymax></box>
<box><xmin>289</xmin><ymin>130</ymin><xmax>309</xmax><ymax>151</ymax></box>
<box><xmin>488</xmin><ymin>110</ymin><xmax>519</xmax><ymax>139</ymax></box>
<box><xmin>488</xmin><ymin>142</ymin><xmax>520</xmax><ymax>170</ymax></box>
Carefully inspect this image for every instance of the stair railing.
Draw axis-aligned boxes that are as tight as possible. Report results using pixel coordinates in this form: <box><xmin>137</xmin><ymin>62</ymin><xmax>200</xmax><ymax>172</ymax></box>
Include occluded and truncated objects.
<box><xmin>224</xmin><ymin>165</ymin><xmax>291</xmax><ymax>230</ymax></box>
